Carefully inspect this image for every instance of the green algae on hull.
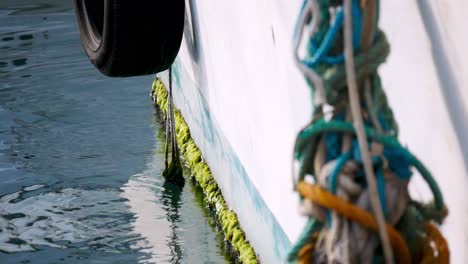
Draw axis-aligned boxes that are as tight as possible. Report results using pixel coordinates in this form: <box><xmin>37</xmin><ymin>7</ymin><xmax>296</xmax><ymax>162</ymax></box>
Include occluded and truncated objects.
<box><xmin>151</xmin><ymin>79</ymin><xmax>258</xmax><ymax>264</ymax></box>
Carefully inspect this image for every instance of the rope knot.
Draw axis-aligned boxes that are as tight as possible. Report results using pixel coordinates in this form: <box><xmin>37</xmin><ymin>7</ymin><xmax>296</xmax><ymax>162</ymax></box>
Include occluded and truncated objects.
<box><xmin>290</xmin><ymin>0</ymin><xmax>448</xmax><ymax>263</ymax></box>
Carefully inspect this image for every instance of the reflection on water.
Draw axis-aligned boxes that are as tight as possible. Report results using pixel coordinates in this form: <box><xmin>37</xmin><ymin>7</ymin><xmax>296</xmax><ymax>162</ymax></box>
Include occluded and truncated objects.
<box><xmin>0</xmin><ymin>1</ymin><xmax>227</xmax><ymax>263</ymax></box>
<box><xmin>1</xmin><ymin>185</ymin><xmax>137</xmax><ymax>253</ymax></box>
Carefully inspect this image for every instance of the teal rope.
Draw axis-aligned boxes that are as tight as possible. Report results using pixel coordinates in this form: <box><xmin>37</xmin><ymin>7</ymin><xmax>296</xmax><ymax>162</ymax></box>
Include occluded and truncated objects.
<box><xmin>327</xmin><ymin>151</ymin><xmax>353</xmax><ymax>224</ymax></box>
<box><xmin>289</xmin><ymin>0</ymin><xmax>447</xmax><ymax>262</ymax></box>
<box><xmin>296</xmin><ymin>119</ymin><xmax>445</xmax><ymax>213</ymax></box>
<box><xmin>329</xmin><ymin>151</ymin><xmax>353</xmax><ymax>194</ymax></box>
<box><xmin>306</xmin><ymin>0</ymin><xmax>363</xmax><ymax>66</ymax></box>
<box><xmin>287</xmin><ymin>219</ymin><xmax>323</xmax><ymax>262</ymax></box>
<box><xmin>376</xmin><ymin>165</ymin><xmax>388</xmax><ymax>218</ymax></box>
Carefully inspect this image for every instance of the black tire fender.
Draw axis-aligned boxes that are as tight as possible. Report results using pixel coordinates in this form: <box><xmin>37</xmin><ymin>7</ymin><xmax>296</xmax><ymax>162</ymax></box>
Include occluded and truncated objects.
<box><xmin>73</xmin><ymin>0</ymin><xmax>185</xmax><ymax>77</ymax></box>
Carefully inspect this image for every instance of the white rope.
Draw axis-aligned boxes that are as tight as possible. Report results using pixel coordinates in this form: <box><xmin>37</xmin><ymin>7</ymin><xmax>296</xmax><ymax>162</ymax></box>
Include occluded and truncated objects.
<box><xmin>293</xmin><ymin>0</ymin><xmax>327</xmax><ymax>106</ymax></box>
<box><xmin>342</xmin><ymin>1</ymin><xmax>394</xmax><ymax>263</ymax></box>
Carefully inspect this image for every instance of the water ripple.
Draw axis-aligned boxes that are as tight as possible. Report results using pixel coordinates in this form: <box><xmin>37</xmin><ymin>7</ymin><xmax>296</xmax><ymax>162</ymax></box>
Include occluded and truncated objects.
<box><xmin>0</xmin><ymin>185</ymin><xmax>141</xmax><ymax>253</ymax></box>
<box><xmin>0</xmin><ymin>1</ymin><xmax>228</xmax><ymax>263</ymax></box>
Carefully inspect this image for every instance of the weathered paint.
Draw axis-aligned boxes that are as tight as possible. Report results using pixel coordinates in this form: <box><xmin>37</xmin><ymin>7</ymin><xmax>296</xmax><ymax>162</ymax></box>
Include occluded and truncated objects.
<box><xmin>158</xmin><ymin>67</ymin><xmax>291</xmax><ymax>263</ymax></box>
<box><xmin>165</xmin><ymin>0</ymin><xmax>468</xmax><ymax>262</ymax></box>
<box><xmin>152</xmin><ymin>79</ymin><xmax>260</xmax><ymax>263</ymax></box>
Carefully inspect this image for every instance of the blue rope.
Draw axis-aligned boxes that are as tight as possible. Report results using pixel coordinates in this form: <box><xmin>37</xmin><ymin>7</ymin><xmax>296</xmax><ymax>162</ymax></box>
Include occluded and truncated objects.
<box><xmin>327</xmin><ymin>151</ymin><xmax>353</xmax><ymax>225</ymax></box>
<box><xmin>327</xmin><ymin>146</ymin><xmax>390</xmax><ymax>223</ymax></box>
<box><xmin>296</xmin><ymin>119</ymin><xmax>444</xmax><ymax>210</ymax></box>
<box><xmin>304</xmin><ymin>0</ymin><xmax>362</xmax><ymax>66</ymax></box>
<box><xmin>290</xmin><ymin>0</ymin><xmax>447</xmax><ymax>261</ymax></box>
<box><xmin>305</xmin><ymin>9</ymin><xmax>344</xmax><ymax>67</ymax></box>
<box><xmin>329</xmin><ymin>151</ymin><xmax>353</xmax><ymax>194</ymax></box>
<box><xmin>376</xmin><ymin>164</ymin><xmax>388</xmax><ymax>217</ymax></box>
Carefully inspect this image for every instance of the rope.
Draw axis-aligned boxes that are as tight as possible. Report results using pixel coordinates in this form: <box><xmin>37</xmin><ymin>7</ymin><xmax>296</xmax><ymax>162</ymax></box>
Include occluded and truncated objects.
<box><xmin>343</xmin><ymin>1</ymin><xmax>393</xmax><ymax>261</ymax></box>
<box><xmin>288</xmin><ymin>0</ymin><xmax>448</xmax><ymax>262</ymax></box>
<box><xmin>161</xmin><ymin>67</ymin><xmax>185</xmax><ymax>186</ymax></box>
<box><xmin>421</xmin><ymin>223</ymin><xmax>449</xmax><ymax>264</ymax></box>
<box><xmin>297</xmin><ymin>182</ymin><xmax>410</xmax><ymax>264</ymax></box>
<box><xmin>294</xmin><ymin>119</ymin><xmax>445</xmax><ymax>213</ymax></box>
<box><xmin>297</xmin><ymin>232</ymin><xmax>320</xmax><ymax>264</ymax></box>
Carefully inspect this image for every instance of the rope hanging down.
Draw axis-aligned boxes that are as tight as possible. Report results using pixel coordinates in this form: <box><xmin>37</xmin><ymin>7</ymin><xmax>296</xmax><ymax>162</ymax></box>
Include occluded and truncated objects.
<box><xmin>161</xmin><ymin>66</ymin><xmax>185</xmax><ymax>187</ymax></box>
<box><xmin>288</xmin><ymin>0</ymin><xmax>448</xmax><ymax>263</ymax></box>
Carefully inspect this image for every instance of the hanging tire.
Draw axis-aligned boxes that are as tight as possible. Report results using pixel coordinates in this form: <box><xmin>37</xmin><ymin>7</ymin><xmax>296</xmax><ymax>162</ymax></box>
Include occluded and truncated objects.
<box><xmin>73</xmin><ymin>0</ymin><xmax>185</xmax><ymax>77</ymax></box>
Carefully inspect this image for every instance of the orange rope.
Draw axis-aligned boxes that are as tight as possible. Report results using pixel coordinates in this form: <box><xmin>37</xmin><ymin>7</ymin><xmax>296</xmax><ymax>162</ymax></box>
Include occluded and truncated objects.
<box><xmin>298</xmin><ymin>244</ymin><xmax>314</xmax><ymax>264</ymax></box>
<box><xmin>420</xmin><ymin>223</ymin><xmax>450</xmax><ymax>264</ymax></box>
<box><xmin>297</xmin><ymin>181</ymin><xmax>411</xmax><ymax>264</ymax></box>
<box><xmin>298</xmin><ymin>232</ymin><xmax>320</xmax><ymax>264</ymax></box>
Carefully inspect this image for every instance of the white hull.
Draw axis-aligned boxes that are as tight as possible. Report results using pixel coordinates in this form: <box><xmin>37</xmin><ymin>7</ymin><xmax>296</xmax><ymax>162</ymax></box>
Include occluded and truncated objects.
<box><xmin>164</xmin><ymin>0</ymin><xmax>468</xmax><ymax>262</ymax></box>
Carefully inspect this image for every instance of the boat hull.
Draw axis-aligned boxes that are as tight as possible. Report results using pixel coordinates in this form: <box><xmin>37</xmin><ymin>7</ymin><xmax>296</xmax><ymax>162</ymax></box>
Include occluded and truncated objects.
<box><xmin>162</xmin><ymin>0</ymin><xmax>468</xmax><ymax>262</ymax></box>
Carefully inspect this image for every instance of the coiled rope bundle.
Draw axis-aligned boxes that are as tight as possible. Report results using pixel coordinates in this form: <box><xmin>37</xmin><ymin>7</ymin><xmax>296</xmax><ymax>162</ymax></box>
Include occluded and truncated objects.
<box><xmin>288</xmin><ymin>0</ymin><xmax>449</xmax><ymax>263</ymax></box>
